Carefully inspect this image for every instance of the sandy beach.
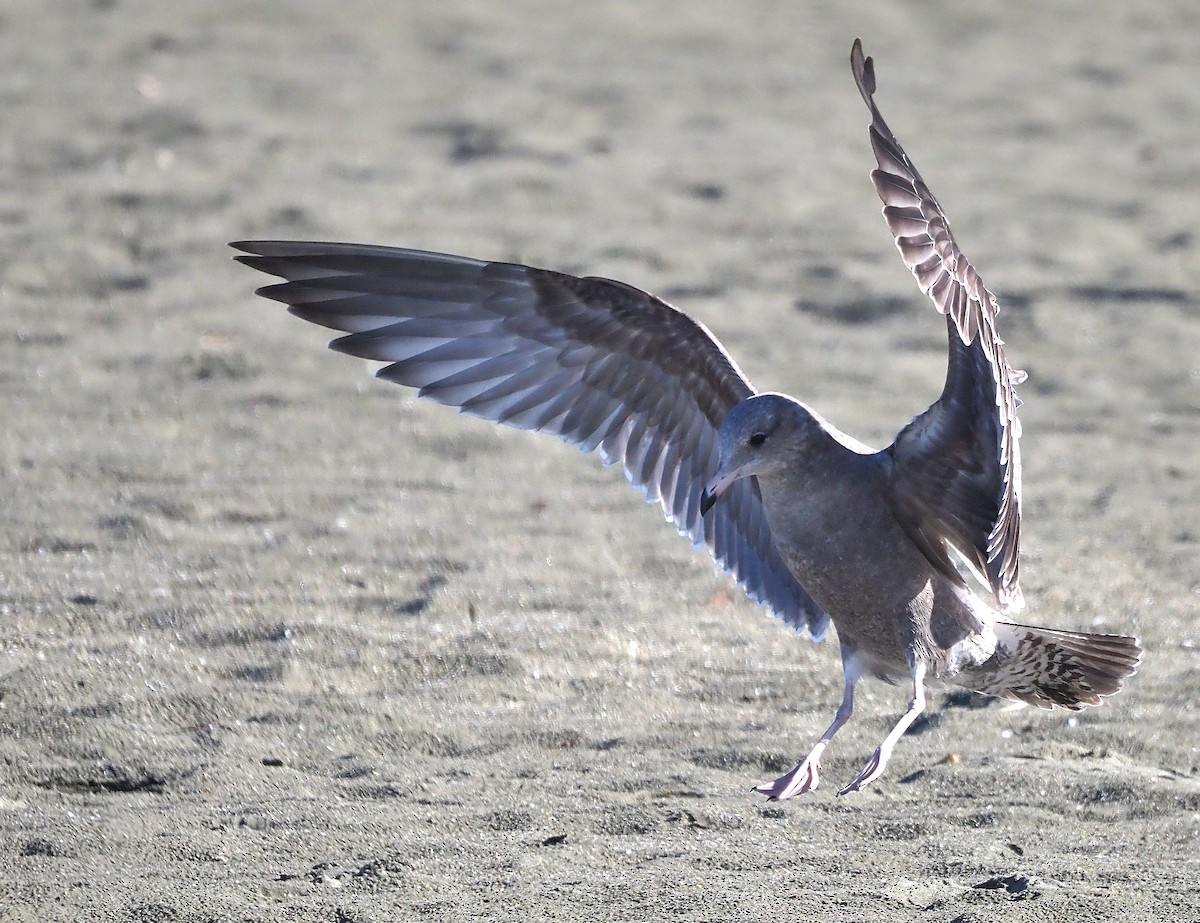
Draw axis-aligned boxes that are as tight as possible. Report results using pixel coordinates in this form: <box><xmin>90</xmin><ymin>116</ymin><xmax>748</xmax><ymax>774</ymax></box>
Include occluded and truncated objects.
<box><xmin>1</xmin><ymin>1</ymin><xmax>1198</xmax><ymax>919</ymax></box>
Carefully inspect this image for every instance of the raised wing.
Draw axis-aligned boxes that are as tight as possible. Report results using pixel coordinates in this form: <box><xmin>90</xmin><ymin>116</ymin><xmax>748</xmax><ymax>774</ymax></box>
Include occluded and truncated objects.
<box><xmin>233</xmin><ymin>241</ymin><xmax>829</xmax><ymax>637</ymax></box>
<box><xmin>851</xmin><ymin>40</ymin><xmax>1025</xmax><ymax>613</ymax></box>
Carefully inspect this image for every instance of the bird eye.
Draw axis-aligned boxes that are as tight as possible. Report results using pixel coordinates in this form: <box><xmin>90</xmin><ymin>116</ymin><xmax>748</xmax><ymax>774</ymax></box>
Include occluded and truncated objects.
<box><xmin>748</xmin><ymin>432</ymin><xmax>767</xmax><ymax>447</ymax></box>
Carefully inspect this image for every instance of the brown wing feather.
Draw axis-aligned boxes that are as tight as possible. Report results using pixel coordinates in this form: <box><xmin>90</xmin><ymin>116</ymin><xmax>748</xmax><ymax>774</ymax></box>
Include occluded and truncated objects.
<box><xmin>850</xmin><ymin>40</ymin><xmax>1025</xmax><ymax>613</ymax></box>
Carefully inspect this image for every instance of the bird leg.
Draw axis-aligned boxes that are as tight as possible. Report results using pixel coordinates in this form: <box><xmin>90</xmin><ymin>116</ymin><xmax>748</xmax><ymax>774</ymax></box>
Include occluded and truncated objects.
<box><xmin>754</xmin><ymin>653</ymin><xmax>859</xmax><ymax>801</ymax></box>
<box><xmin>838</xmin><ymin>660</ymin><xmax>927</xmax><ymax>796</ymax></box>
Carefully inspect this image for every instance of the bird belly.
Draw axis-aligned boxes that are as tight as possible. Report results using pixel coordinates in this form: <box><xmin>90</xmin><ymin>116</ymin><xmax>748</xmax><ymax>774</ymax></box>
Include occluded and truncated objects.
<box><xmin>770</xmin><ymin>515</ymin><xmax>932</xmax><ymax>671</ymax></box>
<box><xmin>769</xmin><ymin>498</ymin><xmax>994</xmax><ymax>677</ymax></box>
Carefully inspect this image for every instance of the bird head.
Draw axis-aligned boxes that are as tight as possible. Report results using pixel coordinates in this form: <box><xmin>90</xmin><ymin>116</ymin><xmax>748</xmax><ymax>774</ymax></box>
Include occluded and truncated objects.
<box><xmin>700</xmin><ymin>393</ymin><xmax>819</xmax><ymax>514</ymax></box>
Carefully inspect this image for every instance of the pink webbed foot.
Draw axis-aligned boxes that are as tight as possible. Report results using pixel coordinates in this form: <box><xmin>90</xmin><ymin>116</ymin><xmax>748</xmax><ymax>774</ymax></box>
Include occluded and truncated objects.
<box><xmin>837</xmin><ymin>744</ymin><xmax>886</xmax><ymax>796</ymax></box>
<box><xmin>754</xmin><ymin>755</ymin><xmax>821</xmax><ymax>801</ymax></box>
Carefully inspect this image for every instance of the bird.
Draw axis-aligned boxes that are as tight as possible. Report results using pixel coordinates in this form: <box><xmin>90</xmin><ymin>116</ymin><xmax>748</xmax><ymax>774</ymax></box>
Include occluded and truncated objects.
<box><xmin>233</xmin><ymin>39</ymin><xmax>1141</xmax><ymax>798</ymax></box>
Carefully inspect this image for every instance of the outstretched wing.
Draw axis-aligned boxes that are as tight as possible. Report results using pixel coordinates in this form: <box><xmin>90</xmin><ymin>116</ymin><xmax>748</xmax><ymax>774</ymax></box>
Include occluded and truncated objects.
<box><xmin>233</xmin><ymin>241</ymin><xmax>829</xmax><ymax>637</ymax></box>
<box><xmin>851</xmin><ymin>40</ymin><xmax>1025</xmax><ymax>613</ymax></box>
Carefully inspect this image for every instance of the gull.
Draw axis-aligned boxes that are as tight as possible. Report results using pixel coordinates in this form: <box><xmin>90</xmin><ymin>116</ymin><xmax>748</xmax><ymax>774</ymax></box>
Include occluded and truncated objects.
<box><xmin>233</xmin><ymin>40</ymin><xmax>1141</xmax><ymax>797</ymax></box>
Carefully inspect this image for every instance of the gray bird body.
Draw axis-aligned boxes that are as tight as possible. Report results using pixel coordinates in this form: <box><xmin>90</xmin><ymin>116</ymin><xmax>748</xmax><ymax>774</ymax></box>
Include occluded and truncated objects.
<box><xmin>713</xmin><ymin>395</ymin><xmax>995</xmax><ymax>678</ymax></box>
<box><xmin>234</xmin><ymin>40</ymin><xmax>1141</xmax><ymax>797</ymax></box>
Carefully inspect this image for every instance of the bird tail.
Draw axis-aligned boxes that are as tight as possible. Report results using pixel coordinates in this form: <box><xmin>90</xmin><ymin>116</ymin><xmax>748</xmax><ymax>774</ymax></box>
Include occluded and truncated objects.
<box><xmin>964</xmin><ymin>622</ymin><xmax>1142</xmax><ymax>710</ymax></box>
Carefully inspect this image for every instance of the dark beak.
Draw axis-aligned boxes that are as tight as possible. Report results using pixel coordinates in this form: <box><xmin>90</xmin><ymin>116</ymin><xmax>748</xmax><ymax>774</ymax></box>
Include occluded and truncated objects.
<box><xmin>700</xmin><ymin>468</ymin><xmax>740</xmax><ymax>517</ymax></box>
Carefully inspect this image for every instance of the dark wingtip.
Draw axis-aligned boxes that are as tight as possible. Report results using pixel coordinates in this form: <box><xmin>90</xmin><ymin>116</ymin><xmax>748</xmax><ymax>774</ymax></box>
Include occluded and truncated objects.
<box><xmin>230</xmin><ymin>241</ymin><xmax>313</xmax><ymax>281</ymax></box>
<box><xmin>230</xmin><ymin>241</ymin><xmax>277</xmax><ymax>270</ymax></box>
<box><xmin>699</xmin><ymin>488</ymin><xmax>716</xmax><ymax>517</ymax></box>
<box><xmin>850</xmin><ymin>38</ymin><xmax>876</xmax><ymax>102</ymax></box>
<box><xmin>229</xmin><ymin>240</ymin><xmax>265</xmax><ymax>257</ymax></box>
